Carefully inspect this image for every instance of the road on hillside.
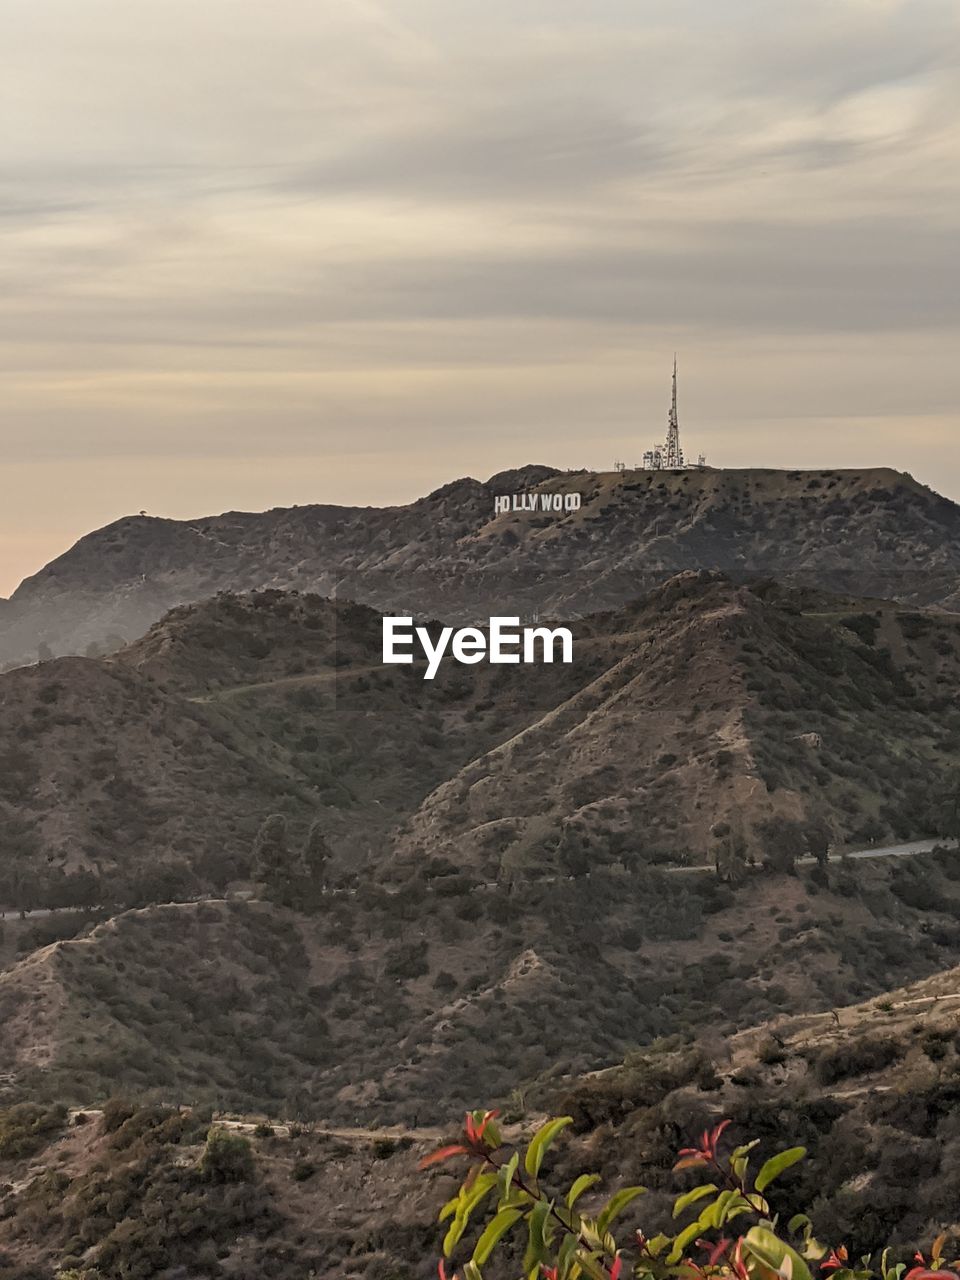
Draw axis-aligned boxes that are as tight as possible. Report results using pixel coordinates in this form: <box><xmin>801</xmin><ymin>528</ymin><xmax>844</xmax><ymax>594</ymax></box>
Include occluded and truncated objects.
<box><xmin>667</xmin><ymin>837</ymin><xmax>956</xmax><ymax>875</ymax></box>
<box><xmin>3</xmin><ymin>839</ymin><xmax>955</xmax><ymax>922</ymax></box>
<box><xmin>841</xmin><ymin>838</ymin><xmax>951</xmax><ymax>861</ymax></box>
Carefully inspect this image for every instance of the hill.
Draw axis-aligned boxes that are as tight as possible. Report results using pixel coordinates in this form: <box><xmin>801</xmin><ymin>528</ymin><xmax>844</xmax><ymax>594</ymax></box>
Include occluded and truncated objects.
<box><xmin>394</xmin><ymin>574</ymin><xmax>960</xmax><ymax>874</ymax></box>
<box><xmin>0</xmin><ymin>586</ymin><xmax>606</xmax><ymax>905</ymax></box>
<box><xmin>2</xmin><ymin>576</ymin><xmax>959</xmax><ymax>909</ymax></box>
<box><xmin>2</xmin><ymin>465</ymin><xmax>959</xmax><ymax>666</ymax></box>
<box><xmin>549</xmin><ymin>937</ymin><xmax>960</xmax><ymax>1257</ymax></box>
<box><xmin>2</xmin><ymin>875</ymin><xmax>960</xmax><ymax>1278</ymax></box>
<box><xmin>0</xmin><ymin>653</ymin><xmax>303</xmax><ymax>905</ymax></box>
<box><xmin>2</xmin><ymin>849</ymin><xmax>960</xmax><ymax>1124</ymax></box>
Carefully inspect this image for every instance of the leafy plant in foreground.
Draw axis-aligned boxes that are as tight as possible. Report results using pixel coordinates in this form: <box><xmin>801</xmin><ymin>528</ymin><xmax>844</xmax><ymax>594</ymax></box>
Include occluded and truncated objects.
<box><xmin>421</xmin><ymin>1111</ymin><xmax>960</xmax><ymax>1280</ymax></box>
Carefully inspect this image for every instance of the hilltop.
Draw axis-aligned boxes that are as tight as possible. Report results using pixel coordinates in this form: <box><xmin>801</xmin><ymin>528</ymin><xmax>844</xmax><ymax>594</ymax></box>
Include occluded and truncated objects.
<box><xmin>2</xmin><ymin>465</ymin><xmax>959</xmax><ymax>666</ymax></box>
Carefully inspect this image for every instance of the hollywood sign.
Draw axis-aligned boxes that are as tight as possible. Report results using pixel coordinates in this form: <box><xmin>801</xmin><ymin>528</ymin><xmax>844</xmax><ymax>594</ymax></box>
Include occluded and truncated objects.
<box><xmin>494</xmin><ymin>492</ymin><xmax>582</xmax><ymax>515</ymax></box>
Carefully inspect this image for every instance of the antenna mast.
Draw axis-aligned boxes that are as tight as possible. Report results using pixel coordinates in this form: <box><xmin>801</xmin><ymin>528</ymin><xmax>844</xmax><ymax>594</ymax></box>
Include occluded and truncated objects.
<box><xmin>664</xmin><ymin>354</ymin><xmax>684</xmax><ymax>469</ymax></box>
<box><xmin>641</xmin><ymin>357</ymin><xmax>704</xmax><ymax>470</ymax></box>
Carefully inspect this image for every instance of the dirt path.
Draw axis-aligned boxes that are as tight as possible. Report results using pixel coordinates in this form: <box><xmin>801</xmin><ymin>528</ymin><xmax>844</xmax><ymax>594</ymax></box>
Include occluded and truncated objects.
<box><xmin>190</xmin><ymin>662</ymin><xmax>397</xmax><ymax>704</ymax></box>
<box><xmin>65</xmin><ymin>1107</ymin><xmax>444</xmax><ymax>1145</ymax></box>
<box><xmin>216</xmin><ymin>1116</ymin><xmax>446</xmax><ymax>1143</ymax></box>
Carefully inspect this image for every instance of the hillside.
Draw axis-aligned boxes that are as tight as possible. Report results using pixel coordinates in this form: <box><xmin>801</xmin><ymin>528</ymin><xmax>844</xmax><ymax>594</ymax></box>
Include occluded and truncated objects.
<box><xmin>0</xmin><ymin>1097</ymin><xmax>443</xmax><ymax>1280</ymax></box>
<box><xmin>550</xmin><ymin>936</ymin><xmax>960</xmax><ymax>1256</ymax></box>
<box><xmin>0</xmin><ymin>654</ymin><xmax>303</xmax><ymax>905</ymax></box>
<box><xmin>2</xmin><ymin>871</ymin><xmax>960</xmax><ymax>1278</ymax></box>
<box><xmin>2</xmin><ymin>850</ymin><xmax>960</xmax><ymax>1124</ymax></box>
<box><xmin>0</xmin><ymin>591</ymin><xmax>573</xmax><ymax>904</ymax></box>
<box><xmin>394</xmin><ymin>573</ymin><xmax>960</xmax><ymax>874</ymax></box>
<box><xmin>2</xmin><ymin>577</ymin><xmax>959</xmax><ymax>909</ymax></box>
<box><xmin>2</xmin><ymin>465</ymin><xmax>959</xmax><ymax>666</ymax></box>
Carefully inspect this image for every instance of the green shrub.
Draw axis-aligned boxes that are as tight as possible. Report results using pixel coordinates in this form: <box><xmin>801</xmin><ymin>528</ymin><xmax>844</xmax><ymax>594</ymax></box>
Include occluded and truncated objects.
<box><xmin>0</xmin><ymin>1102</ymin><xmax>67</xmax><ymax>1160</ymax></box>
<box><xmin>813</xmin><ymin>1036</ymin><xmax>904</xmax><ymax>1085</ymax></box>
<box><xmin>420</xmin><ymin>1111</ymin><xmax>958</xmax><ymax>1280</ymax></box>
<box><xmin>199</xmin><ymin>1127</ymin><xmax>255</xmax><ymax>1183</ymax></box>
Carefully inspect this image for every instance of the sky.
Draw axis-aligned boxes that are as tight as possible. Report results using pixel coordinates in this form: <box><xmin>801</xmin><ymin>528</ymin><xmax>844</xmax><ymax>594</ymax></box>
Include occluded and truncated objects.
<box><xmin>1</xmin><ymin>0</ymin><xmax>959</xmax><ymax>596</ymax></box>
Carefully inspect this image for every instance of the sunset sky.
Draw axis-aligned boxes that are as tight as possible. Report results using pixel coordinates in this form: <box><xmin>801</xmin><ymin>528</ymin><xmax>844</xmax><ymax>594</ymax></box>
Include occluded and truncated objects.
<box><xmin>2</xmin><ymin>0</ymin><xmax>959</xmax><ymax>596</ymax></box>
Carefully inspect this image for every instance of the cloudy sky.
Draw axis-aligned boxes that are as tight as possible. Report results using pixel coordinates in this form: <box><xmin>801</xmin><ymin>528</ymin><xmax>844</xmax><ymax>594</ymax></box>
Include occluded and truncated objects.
<box><xmin>2</xmin><ymin>0</ymin><xmax>959</xmax><ymax>595</ymax></box>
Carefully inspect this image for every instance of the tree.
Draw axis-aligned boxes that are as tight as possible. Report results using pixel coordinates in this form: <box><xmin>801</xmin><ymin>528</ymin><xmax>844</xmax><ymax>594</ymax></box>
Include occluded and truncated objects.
<box><xmin>10</xmin><ymin>867</ymin><xmax>41</xmax><ymax>918</ymax></box>
<box><xmin>805</xmin><ymin>820</ymin><xmax>831</xmax><ymax>867</ymax></box>
<box><xmin>301</xmin><ymin>819</ymin><xmax>331</xmax><ymax>885</ymax></box>
<box><xmin>755</xmin><ymin>816</ymin><xmax>807</xmax><ymax>875</ymax></box>
<box><xmin>252</xmin><ymin>814</ymin><xmax>294</xmax><ymax>904</ymax></box>
<box><xmin>714</xmin><ymin>826</ymin><xmax>748</xmax><ymax>884</ymax></box>
<box><xmin>252</xmin><ymin>813</ymin><xmax>288</xmax><ymax>878</ymax></box>
<box><xmin>936</xmin><ymin>774</ymin><xmax>960</xmax><ymax>843</ymax></box>
<box><xmin>198</xmin><ymin>1127</ymin><xmax>254</xmax><ymax>1183</ymax></box>
<box><xmin>557</xmin><ymin>827</ymin><xmax>591</xmax><ymax>879</ymax></box>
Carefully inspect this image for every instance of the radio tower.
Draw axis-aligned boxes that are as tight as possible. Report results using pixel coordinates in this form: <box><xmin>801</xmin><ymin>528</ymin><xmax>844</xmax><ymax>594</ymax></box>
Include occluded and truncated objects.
<box><xmin>640</xmin><ymin>357</ymin><xmax>705</xmax><ymax>470</ymax></box>
<box><xmin>664</xmin><ymin>354</ymin><xmax>684</xmax><ymax>469</ymax></box>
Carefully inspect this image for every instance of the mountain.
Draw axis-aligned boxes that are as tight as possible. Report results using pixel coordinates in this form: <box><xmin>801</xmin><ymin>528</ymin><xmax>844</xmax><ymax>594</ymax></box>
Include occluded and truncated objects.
<box><xmin>2</xmin><ymin>465</ymin><xmax>959</xmax><ymax>667</ymax></box>
<box><xmin>2</xmin><ymin>575</ymin><xmax>959</xmax><ymax>909</ymax></box>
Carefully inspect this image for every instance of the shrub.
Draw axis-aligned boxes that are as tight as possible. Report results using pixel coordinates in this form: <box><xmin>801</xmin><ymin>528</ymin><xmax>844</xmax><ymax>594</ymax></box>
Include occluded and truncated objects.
<box><xmin>100</xmin><ymin>1097</ymin><xmax>137</xmax><ymax>1134</ymax></box>
<box><xmin>199</xmin><ymin>1127</ymin><xmax>255</xmax><ymax>1183</ymax></box>
<box><xmin>813</xmin><ymin>1036</ymin><xmax>904</xmax><ymax>1085</ymax></box>
<box><xmin>0</xmin><ymin>1102</ymin><xmax>67</xmax><ymax>1160</ymax></box>
<box><xmin>420</xmin><ymin>1111</ymin><xmax>959</xmax><ymax>1280</ymax></box>
<box><xmin>757</xmin><ymin>1037</ymin><xmax>788</xmax><ymax>1066</ymax></box>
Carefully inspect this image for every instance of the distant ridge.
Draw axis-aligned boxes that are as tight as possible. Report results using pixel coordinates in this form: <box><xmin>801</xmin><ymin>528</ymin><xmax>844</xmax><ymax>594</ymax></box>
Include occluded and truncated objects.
<box><xmin>2</xmin><ymin>465</ymin><xmax>959</xmax><ymax>666</ymax></box>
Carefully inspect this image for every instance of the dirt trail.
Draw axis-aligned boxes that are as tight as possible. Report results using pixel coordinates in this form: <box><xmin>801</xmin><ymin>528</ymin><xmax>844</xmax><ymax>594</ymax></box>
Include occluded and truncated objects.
<box><xmin>65</xmin><ymin>1107</ymin><xmax>445</xmax><ymax>1145</ymax></box>
<box><xmin>217</xmin><ymin>1117</ymin><xmax>446</xmax><ymax>1143</ymax></box>
<box><xmin>190</xmin><ymin>662</ymin><xmax>395</xmax><ymax>703</ymax></box>
<box><xmin>188</xmin><ymin>627</ymin><xmax>651</xmax><ymax>704</ymax></box>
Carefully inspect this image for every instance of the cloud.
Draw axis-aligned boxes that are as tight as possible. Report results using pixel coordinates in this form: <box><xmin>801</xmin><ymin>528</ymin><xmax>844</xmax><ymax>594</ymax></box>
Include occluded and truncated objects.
<box><xmin>0</xmin><ymin>0</ymin><xmax>958</xmax><ymax>592</ymax></box>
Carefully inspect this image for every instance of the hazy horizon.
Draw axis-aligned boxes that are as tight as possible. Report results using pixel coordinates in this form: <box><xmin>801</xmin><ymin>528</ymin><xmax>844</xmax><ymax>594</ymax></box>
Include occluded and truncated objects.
<box><xmin>3</xmin><ymin>0</ymin><xmax>959</xmax><ymax>596</ymax></box>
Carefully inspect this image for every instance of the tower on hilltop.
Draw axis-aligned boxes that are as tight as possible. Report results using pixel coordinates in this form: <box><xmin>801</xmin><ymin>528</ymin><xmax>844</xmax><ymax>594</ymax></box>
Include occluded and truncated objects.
<box><xmin>641</xmin><ymin>357</ymin><xmax>705</xmax><ymax>471</ymax></box>
<box><xmin>663</xmin><ymin>355</ymin><xmax>684</xmax><ymax>469</ymax></box>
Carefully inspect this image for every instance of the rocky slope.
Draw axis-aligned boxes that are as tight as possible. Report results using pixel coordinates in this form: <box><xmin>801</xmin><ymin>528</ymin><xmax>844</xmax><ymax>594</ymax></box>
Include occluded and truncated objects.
<box><xmin>2</xmin><ymin>465</ymin><xmax>959</xmax><ymax>667</ymax></box>
<box><xmin>551</xmin><ymin>934</ymin><xmax>960</xmax><ymax>1257</ymax></box>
